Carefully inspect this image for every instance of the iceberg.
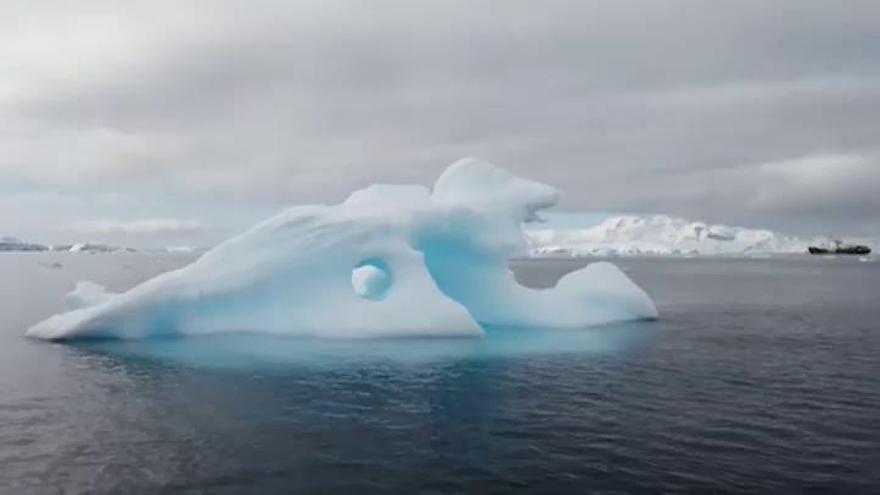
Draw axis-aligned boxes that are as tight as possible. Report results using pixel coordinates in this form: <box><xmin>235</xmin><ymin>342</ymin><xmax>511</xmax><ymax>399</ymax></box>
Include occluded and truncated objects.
<box><xmin>26</xmin><ymin>158</ymin><xmax>657</xmax><ymax>341</ymax></box>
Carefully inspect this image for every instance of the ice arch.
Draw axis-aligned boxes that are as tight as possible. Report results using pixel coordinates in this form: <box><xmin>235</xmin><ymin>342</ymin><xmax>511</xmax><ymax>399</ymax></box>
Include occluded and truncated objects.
<box><xmin>26</xmin><ymin>158</ymin><xmax>657</xmax><ymax>341</ymax></box>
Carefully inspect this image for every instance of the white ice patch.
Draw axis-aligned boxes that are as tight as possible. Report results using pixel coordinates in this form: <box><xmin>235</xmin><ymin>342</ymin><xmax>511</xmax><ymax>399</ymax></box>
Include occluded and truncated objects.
<box><xmin>351</xmin><ymin>260</ymin><xmax>393</xmax><ymax>300</ymax></box>
<box><xmin>64</xmin><ymin>281</ymin><xmax>116</xmax><ymax>310</ymax></box>
<box><xmin>26</xmin><ymin>158</ymin><xmax>657</xmax><ymax>341</ymax></box>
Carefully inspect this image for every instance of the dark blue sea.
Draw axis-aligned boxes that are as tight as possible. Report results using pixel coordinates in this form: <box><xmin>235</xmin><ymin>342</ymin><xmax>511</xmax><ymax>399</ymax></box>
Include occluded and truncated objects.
<box><xmin>1</xmin><ymin>253</ymin><xmax>878</xmax><ymax>494</ymax></box>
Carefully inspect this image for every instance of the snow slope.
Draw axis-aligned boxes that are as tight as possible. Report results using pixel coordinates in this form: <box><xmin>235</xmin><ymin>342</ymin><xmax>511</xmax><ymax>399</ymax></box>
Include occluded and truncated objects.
<box><xmin>527</xmin><ymin>215</ymin><xmax>815</xmax><ymax>256</ymax></box>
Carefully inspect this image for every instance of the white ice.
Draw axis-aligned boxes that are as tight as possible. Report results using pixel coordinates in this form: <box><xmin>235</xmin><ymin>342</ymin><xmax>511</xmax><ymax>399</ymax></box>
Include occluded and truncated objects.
<box><xmin>527</xmin><ymin>214</ymin><xmax>815</xmax><ymax>256</ymax></box>
<box><xmin>26</xmin><ymin>158</ymin><xmax>657</xmax><ymax>341</ymax></box>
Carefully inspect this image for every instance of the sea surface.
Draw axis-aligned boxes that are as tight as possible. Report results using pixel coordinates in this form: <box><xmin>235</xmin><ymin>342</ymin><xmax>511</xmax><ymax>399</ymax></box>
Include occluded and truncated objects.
<box><xmin>1</xmin><ymin>253</ymin><xmax>878</xmax><ymax>494</ymax></box>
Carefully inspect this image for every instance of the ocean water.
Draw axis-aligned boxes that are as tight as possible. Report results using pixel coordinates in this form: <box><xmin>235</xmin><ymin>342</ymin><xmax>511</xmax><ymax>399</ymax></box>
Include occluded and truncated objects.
<box><xmin>1</xmin><ymin>253</ymin><xmax>878</xmax><ymax>494</ymax></box>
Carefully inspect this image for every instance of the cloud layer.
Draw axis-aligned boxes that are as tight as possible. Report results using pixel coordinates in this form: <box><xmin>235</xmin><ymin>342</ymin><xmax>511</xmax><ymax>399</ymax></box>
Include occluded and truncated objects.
<box><xmin>70</xmin><ymin>218</ymin><xmax>204</xmax><ymax>236</ymax></box>
<box><xmin>1</xmin><ymin>0</ymin><xmax>878</xmax><ymax>242</ymax></box>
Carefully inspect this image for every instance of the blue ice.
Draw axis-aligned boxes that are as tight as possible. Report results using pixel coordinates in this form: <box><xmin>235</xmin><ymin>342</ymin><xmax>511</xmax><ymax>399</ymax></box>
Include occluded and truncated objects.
<box><xmin>27</xmin><ymin>158</ymin><xmax>657</xmax><ymax>341</ymax></box>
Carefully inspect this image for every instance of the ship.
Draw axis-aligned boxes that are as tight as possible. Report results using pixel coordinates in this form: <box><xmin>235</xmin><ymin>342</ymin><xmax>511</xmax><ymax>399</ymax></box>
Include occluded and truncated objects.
<box><xmin>807</xmin><ymin>240</ymin><xmax>871</xmax><ymax>255</ymax></box>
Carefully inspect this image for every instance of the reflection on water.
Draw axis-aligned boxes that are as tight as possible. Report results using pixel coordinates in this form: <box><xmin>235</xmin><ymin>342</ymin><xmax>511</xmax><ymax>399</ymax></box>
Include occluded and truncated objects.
<box><xmin>2</xmin><ymin>254</ymin><xmax>879</xmax><ymax>493</ymax></box>
<box><xmin>75</xmin><ymin>322</ymin><xmax>654</xmax><ymax>370</ymax></box>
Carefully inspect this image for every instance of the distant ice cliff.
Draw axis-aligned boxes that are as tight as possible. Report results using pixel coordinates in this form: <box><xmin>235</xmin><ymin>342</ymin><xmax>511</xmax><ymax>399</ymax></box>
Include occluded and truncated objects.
<box><xmin>526</xmin><ymin>215</ymin><xmax>852</xmax><ymax>256</ymax></box>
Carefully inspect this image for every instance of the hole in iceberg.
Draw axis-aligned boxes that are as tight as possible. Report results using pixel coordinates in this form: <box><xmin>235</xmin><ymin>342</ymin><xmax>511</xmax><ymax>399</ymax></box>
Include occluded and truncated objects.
<box><xmin>351</xmin><ymin>258</ymin><xmax>393</xmax><ymax>300</ymax></box>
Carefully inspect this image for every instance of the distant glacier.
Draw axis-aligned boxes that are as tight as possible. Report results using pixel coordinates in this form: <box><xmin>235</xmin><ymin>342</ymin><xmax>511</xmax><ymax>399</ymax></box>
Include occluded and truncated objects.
<box><xmin>0</xmin><ymin>237</ymin><xmax>198</xmax><ymax>254</ymax></box>
<box><xmin>526</xmin><ymin>214</ymin><xmax>877</xmax><ymax>257</ymax></box>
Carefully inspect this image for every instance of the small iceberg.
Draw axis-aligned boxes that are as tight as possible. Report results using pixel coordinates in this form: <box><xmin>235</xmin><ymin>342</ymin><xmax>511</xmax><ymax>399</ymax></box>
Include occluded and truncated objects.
<box><xmin>27</xmin><ymin>158</ymin><xmax>657</xmax><ymax>341</ymax></box>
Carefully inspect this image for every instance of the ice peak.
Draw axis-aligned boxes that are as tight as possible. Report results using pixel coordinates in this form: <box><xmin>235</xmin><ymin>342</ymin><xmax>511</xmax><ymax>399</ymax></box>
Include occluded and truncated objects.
<box><xmin>433</xmin><ymin>158</ymin><xmax>560</xmax><ymax>223</ymax></box>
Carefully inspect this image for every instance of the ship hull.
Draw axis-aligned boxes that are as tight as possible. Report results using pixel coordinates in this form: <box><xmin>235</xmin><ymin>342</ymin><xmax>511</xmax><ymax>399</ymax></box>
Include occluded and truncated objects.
<box><xmin>808</xmin><ymin>246</ymin><xmax>871</xmax><ymax>255</ymax></box>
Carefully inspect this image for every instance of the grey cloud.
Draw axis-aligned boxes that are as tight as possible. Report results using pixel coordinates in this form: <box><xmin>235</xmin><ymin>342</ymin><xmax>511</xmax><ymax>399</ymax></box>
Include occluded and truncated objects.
<box><xmin>70</xmin><ymin>218</ymin><xmax>205</xmax><ymax>236</ymax></box>
<box><xmin>2</xmin><ymin>0</ymin><xmax>879</xmax><ymax>241</ymax></box>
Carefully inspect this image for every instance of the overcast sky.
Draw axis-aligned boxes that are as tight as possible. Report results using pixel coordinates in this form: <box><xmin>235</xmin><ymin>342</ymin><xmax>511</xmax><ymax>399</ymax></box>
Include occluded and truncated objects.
<box><xmin>1</xmin><ymin>0</ymin><xmax>878</xmax><ymax>246</ymax></box>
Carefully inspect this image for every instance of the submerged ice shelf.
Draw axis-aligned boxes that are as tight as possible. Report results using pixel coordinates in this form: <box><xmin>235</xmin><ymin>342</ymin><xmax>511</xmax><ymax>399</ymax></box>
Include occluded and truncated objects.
<box><xmin>27</xmin><ymin>159</ymin><xmax>657</xmax><ymax>341</ymax></box>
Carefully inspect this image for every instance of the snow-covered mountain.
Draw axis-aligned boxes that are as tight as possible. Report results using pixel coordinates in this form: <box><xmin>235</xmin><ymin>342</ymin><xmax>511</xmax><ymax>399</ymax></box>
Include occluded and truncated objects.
<box><xmin>68</xmin><ymin>242</ymin><xmax>137</xmax><ymax>253</ymax></box>
<box><xmin>0</xmin><ymin>237</ymin><xmax>137</xmax><ymax>253</ymax></box>
<box><xmin>526</xmin><ymin>215</ymin><xmax>826</xmax><ymax>256</ymax></box>
<box><xmin>0</xmin><ymin>237</ymin><xmax>49</xmax><ymax>252</ymax></box>
<box><xmin>0</xmin><ymin>236</ymin><xmax>209</xmax><ymax>254</ymax></box>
